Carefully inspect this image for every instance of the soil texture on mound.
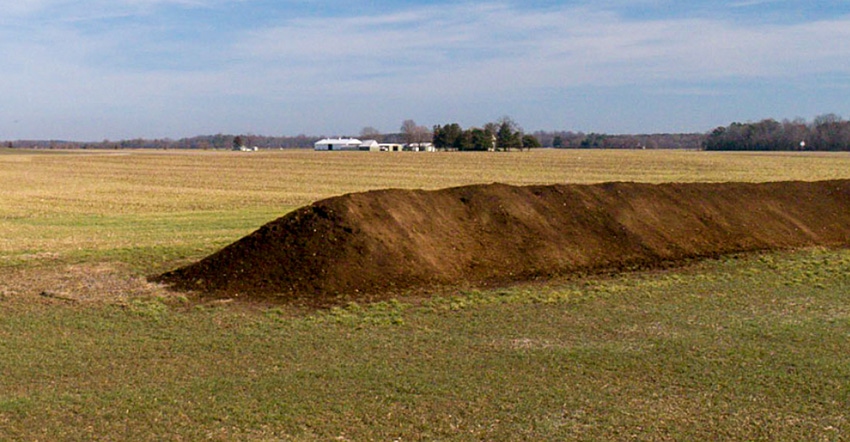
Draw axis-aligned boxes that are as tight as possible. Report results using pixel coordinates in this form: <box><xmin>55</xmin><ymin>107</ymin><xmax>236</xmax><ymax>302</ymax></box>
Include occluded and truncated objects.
<box><xmin>155</xmin><ymin>180</ymin><xmax>850</xmax><ymax>302</ymax></box>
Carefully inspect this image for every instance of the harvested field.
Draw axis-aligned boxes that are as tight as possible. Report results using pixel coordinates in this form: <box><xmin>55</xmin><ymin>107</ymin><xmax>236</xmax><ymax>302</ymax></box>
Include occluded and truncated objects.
<box><xmin>156</xmin><ymin>179</ymin><xmax>850</xmax><ymax>302</ymax></box>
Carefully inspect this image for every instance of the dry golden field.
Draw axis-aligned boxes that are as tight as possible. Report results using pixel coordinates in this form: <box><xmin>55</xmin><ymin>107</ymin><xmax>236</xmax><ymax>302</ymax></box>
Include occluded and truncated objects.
<box><xmin>5</xmin><ymin>148</ymin><xmax>850</xmax><ymax>217</ymax></box>
<box><xmin>5</xmin><ymin>149</ymin><xmax>850</xmax><ymax>214</ymax></box>
<box><xmin>3</xmin><ymin>148</ymin><xmax>850</xmax><ymax>265</ymax></box>
<box><xmin>2</xmin><ymin>147</ymin><xmax>849</xmax><ymax>304</ymax></box>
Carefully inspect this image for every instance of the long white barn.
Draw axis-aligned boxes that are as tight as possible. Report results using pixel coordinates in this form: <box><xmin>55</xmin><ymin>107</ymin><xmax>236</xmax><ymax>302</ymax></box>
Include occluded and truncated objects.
<box><xmin>313</xmin><ymin>138</ymin><xmax>363</xmax><ymax>150</ymax></box>
<box><xmin>314</xmin><ymin>137</ymin><xmax>436</xmax><ymax>152</ymax></box>
<box><xmin>314</xmin><ymin>138</ymin><xmax>363</xmax><ymax>151</ymax></box>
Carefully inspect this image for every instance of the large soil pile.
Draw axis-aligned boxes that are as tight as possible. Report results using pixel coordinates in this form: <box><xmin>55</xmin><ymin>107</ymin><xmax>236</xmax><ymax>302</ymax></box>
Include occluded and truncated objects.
<box><xmin>156</xmin><ymin>180</ymin><xmax>850</xmax><ymax>301</ymax></box>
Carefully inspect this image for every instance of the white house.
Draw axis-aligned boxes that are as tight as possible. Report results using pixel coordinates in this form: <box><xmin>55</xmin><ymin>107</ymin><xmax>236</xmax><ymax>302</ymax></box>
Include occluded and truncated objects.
<box><xmin>314</xmin><ymin>138</ymin><xmax>363</xmax><ymax>151</ymax></box>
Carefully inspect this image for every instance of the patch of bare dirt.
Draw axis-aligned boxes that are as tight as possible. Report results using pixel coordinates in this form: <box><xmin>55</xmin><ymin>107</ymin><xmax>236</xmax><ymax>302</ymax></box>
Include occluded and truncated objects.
<box><xmin>154</xmin><ymin>180</ymin><xmax>850</xmax><ymax>304</ymax></box>
<box><xmin>2</xmin><ymin>263</ymin><xmax>171</xmax><ymax>305</ymax></box>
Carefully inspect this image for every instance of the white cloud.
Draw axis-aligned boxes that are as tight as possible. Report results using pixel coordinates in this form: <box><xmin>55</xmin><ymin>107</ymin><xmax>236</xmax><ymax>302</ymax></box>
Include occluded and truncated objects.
<box><xmin>729</xmin><ymin>0</ymin><xmax>783</xmax><ymax>7</ymax></box>
<box><xmin>2</xmin><ymin>1</ymin><xmax>850</xmax><ymax>139</ymax></box>
<box><xmin>233</xmin><ymin>3</ymin><xmax>850</xmax><ymax>97</ymax></box>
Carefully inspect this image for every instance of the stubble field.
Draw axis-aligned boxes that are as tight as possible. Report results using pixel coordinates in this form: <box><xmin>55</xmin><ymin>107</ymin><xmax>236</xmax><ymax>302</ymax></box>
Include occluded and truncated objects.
<box><xmin>1</xmin><ymin>148</ymin><xmax>850</xmax><ymax>440</ymax></box>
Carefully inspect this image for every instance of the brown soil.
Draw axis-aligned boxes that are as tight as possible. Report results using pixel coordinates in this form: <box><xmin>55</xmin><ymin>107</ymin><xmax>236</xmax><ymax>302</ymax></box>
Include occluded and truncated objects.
<box><xmin>155</xmin><ymin>180</ymin><xmax>850</xmax><ymax>303</ymax></box>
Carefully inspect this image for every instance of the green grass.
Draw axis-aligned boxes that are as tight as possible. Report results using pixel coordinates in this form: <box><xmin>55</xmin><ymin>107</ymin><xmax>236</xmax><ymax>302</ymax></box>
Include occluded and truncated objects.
<box><xmin>1</xmin><ymin>248</ymin><xmax>848</xmax><ymax>440</ymax></box>
<box><xmin>1</xmin><ymin>208</ymin><xmax>287</xmax><ymax>273</ymax></box>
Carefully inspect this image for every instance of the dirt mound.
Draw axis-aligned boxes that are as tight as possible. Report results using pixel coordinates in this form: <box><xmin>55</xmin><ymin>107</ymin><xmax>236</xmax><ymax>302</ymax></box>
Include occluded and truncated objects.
<box><xmin>155</xmin><ymin>180</ymin><xmax>850</xmax><ymax>302</ymax></box>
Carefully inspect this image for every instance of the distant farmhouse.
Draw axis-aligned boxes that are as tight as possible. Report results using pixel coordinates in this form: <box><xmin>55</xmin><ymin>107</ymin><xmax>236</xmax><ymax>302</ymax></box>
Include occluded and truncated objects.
<box><xmin>314</xmin><ymin>138</ymin><xmax>435</xmax><ymax>152</ymax></box>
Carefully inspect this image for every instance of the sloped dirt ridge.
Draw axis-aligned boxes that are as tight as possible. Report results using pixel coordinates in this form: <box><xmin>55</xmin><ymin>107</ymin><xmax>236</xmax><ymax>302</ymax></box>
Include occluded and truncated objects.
<box><xmin>155</xmin><ymin>180</ymin><xmax>850</xmax><ymax>302</ymax></box>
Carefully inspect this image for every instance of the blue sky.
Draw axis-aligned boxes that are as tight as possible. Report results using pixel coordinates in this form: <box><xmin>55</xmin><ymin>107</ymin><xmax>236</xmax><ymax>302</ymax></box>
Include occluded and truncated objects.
<box><xmin>2</xmin><ymin>0</ymin><xmax>849</xmax><ymax>140</ymax></box>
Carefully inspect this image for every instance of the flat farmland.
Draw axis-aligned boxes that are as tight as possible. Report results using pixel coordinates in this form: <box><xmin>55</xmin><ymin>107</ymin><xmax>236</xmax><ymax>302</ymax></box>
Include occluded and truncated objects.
<box><xmin>1</xmin><ymin>148</ymin><xmax>850</xmax><ymax>440</ymax></box>
<box><xmin>4</xmin><ymin>148</ymin><xmax>850</xmax><ymax>269</ymax></box>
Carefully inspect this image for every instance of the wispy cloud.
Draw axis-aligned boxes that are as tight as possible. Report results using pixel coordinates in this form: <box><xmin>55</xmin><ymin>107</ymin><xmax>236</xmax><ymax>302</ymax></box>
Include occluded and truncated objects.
<box><xmin>233</xmin><ymin>3</ymin><xmax>850</xmax><ymax>96</ymax></box>
<box><xmin>2</xmin><ymin>1</ymin><xmax>850</xmax><ymax>139</ymax></box>
<box><xmin>729</xmin><ymin>0</ymin><xmax>784</xmax><ymax>7</ymax></box>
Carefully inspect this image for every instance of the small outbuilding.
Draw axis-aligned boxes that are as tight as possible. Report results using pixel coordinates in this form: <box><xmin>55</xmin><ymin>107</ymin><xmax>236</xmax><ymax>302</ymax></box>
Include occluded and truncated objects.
<box><xmin>359</xmin><ymin>140</ymin><xmax>380</xmax><ymax>151</ymax></box>
<box><xmin>379</xmin><ymin>143</ymin><xmax>404</xmax><ymax>152</ymax></box>
<box><xmin>408</xmin><ymin>142</ymin><xmax>436</xmax><ymax>152</ymax></box>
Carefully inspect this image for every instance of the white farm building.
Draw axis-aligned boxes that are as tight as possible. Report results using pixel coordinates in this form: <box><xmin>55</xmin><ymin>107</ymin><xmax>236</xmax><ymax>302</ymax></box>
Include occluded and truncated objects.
<box><xmin>313</xmin><ymin>138</ymin><xmax>363</xmax><ymax>151</ymax></box>
<box><xmin>359</xmin><ymin>140</ymin><xmax>380</xmax><ymax>151</ymax></box>
<box><xmin>314</xmin><ymin>137</ymin><xmax>436</xmax><ymax>152</ymax></box>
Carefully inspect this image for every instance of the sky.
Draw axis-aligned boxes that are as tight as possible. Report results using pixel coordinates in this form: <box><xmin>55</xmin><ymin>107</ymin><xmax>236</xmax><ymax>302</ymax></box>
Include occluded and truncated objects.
<box><xmin>2</xmin><ymin>0</ymin><xmax>850</xmax><ymax>141</ymax></box>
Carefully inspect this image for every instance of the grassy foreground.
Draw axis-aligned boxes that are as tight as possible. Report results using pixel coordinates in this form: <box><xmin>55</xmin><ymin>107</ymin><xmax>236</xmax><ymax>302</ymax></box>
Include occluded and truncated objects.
<box><xmin>2</xmin><ymin>249</ymin><xmax>849</xmax><ymax>440</ymax></box>
<box><xmin>2</xmin><ymin>148</ymin><xmax>850</xmax><ymax>440</ymax></box>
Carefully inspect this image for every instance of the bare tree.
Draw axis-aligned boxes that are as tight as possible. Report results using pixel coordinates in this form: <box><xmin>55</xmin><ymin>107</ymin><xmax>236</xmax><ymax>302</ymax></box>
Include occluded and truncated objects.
<box><xmin>400</xmin><ymin>119</ymin><xmax>419</xmax><ymax>145</ymax></box>
<box><xmin>413</xmin><ymin>125</ymin><xmax>432</xmax><ymax>146</ymax></box>
<box><xmin>496</xmin><ymin>116</ymin><xmax>521</xmax><ymax>133</ymax></box>
<box><xmin>360</xmin><ymin>126</ymin><xmax>382</xmax><ymax>142</ymax></box>
<box><xmin>401</xmin><ymin>119</ymin><xmax>432</xmax><ymax>148</ymax></box>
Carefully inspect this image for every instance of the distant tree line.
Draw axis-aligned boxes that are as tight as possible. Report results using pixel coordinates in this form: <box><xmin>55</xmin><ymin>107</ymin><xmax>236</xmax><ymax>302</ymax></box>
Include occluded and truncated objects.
<box><xmin>434</xmin><ymin>127</ymin><xmax>703</xmax><ymax>150</ymax></box>
<box><xmin>432</xmin><ymin>118</ymin><xmax>540</xmax><ymax>151</ymax></box>
<box><xmin>3</xmin><ymin>134</ymin><xmax>321</xmax><ymax>150</ymax></box>
<box><xmin>704</xmin><ymin>114</ymin><xmax>850</xmax><ymax>151</ymax></box>
<box><xmin>7</xmin><ymin>114</ymin><xmax>850</xmax><ymax>152</ymax></box>
<box><xmin>0</xmin><ymin>130</ymin><xmax>709</xmax><ymax>151</ymax></box>
<box><xmin>528</xmin><ymin>131</ymin><xmax>705</xmax><ymax>149</ymax></box>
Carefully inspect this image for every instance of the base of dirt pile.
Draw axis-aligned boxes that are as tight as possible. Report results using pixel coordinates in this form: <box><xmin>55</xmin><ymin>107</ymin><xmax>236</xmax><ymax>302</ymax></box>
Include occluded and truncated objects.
<box><xmin>154</xmin><ymin>180</ymin><xmax>850</xmax><ymax>303</ymax></box>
